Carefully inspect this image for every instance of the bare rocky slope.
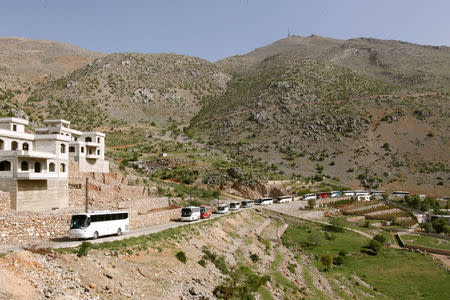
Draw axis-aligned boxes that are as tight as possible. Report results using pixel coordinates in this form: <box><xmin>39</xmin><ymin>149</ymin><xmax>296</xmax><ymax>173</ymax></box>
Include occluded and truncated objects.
<box><xmin>217</xmin><ymin>35</ymin><xmax>450</xmax><ymax>92</ymax></box>
<box><xmin>24</xmin><ymin>52</ymin><xmax>230</xmax><ymax>129</ymax></box>
<box><xmin>0</xmin><ymin>37</ymin><xmax>104</xmax><ymax>83</ymax></box>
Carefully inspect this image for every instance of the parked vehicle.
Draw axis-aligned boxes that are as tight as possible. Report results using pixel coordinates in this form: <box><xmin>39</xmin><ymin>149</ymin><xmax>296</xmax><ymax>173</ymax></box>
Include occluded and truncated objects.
<box><xmin>330</xmin><ymin>191</ymin><xmax>341</xmax><ymax>198</ymax></box>
<box><xmin>277</xmin><ymin>196</ymin><xmax>293</xmax><ymax>203</ymax></box>
<box><xmin>181</xmin><ymin>206</ymin><xmax>201</xmax><ymax>221</ymax></box>
<box><xmin>255</xmin><ymin>197</ymin><xmax>273</xmax><ymax>205</ymax></box>
<box><xmin>356</xmin><ymin>194</ymin><xmax>370</xmax><ymax>201</ymax></box>
<box><xmin>229</xmin><ymin>201</ymin><xmax>240</xmax><ymax>211</ymax></box>
<box><xmin>303</xmin><ymin>194</ymin><xmax>317</xmax><ymax>201</ymax></box>
<box><xmin>69</xmin><ymin>211</ymin><xmax>129</xmax><ymax>240</ymax></box>
<box><xmin>199</xmin><ymin>205</ymin><xmax>212</xmax><ymax>219</ymax></box>
<box><xmin>392</xmin><ymin>191</ymin><xmax>410</xmax><ymax>199</ymax></box>
<box><xmin>241</xmin><ymin>200</ymin><xmax>254</xmax><ymax>208</ymax></box>
<box><xmin>218</xmin><ymin>203</ymin><xmax>229</xmax><ymax>214</ymax></box>
<box><xmin>317</xmin><ymin>192</ymin><xmax>331</xmax><ymax>198</ymax></box>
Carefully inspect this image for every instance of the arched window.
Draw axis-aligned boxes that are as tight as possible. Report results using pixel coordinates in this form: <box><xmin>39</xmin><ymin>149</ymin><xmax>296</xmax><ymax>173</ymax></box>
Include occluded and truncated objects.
<box><xmin>97</xmin><ymin>137</ymin><xmax>101</xmax><ymax>143</ymax></box>
<box><xmin>0</xmin><ymin>161</ymin><xmax>11</xmax><ymax>171</ymax></box>
<box><xmin>69</xmin><ymin>146</ymin><xmax>75</xmax><ymax>153</ymax></box>
<box><xmin>11</xmin><ymin>141</ymin><xmax>18</xmax><ymax>150</ymax></box>
<box><xmin>60</xmin><ymin>163</ymin><xmax>66</xmax><ymax>172</ymax></box>
<box><xmin>97</xmin><ymin>149</ymin><xmax>100</xmax><ymax>155</ymax></box>
<box><xmin>34</xmin><ymin>162</ymin><xmax>41</xmax><ymax>173</ymax></box>
<box><xmin>81</xmin><ymin>147</ymin><xmax>85</xmax><ymax>153</ymax></box>
<box><xmin>0</xmin><ymin>139</ymin><xmax>4</xmax><ymax>150</ymax></box>
<box><xmin>49</xmin><ymin>163</ymin><xmax>55</xmax><ymax>172</ymax></box>
<box><xmin>21</xmin><ymin>161</ymin><xmax>29</xmax><ymax>171</ymax></box>
<box><xmin>85</xmin><ymin>137</ymin><xmax>92</xmax><ymax>142</ymax></box>
<box><xmin>60</xmin><ymin>144</ymin><xmax>66</xmax><ymax>153</ymax></box>
<box><xmin>22</xmin><ymin>143</ymin><xmax>29</xmax><ymax>151</ymax></box>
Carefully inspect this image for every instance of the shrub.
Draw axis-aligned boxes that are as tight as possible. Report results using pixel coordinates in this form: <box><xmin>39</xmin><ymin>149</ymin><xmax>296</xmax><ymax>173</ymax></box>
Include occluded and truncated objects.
<box><xmin>432</xmin><ymin>218</ymin><xmax>447</xmax><ymax>234</ymax></box>
<box><xmin>287</xmin><ymin>263</ymin><xmax>297</xmax><ymax>274</ymax></box>
<box><xmin>250</xmin><ymin>253</ymin><xmax>260</xmax><ymax>262</ymax></box>
<box><xmin>423</xmin><ymin>222</ymin><xmax>433</xmax><ymax>233</ymax></box>
<box><xmin>308</xmin><ymin>198</ymin><xmax>316</xmax><ymax>209</ymax></box>
<box><xmin>77</xmin><ymin>242</ymin><xmax>91</xmax><ymax>257</ymax></box>
<box><xmin>333</xmin><ymin>255</ymin><xmax>345</xmax><ymax>266</ymax></box>
<box><xmin>176</xmin><ymin>251</ymin><xmax>187</xmax><ymax>264</ymax></box>
<box><xmin>321</xmin><ymin>254</ymin><xmax>333</xmax><ymax>271</ymax></box>
<box><xmin>327</xmin><ymin>217</ymin><xmax>346</xmax><ymax>233</ymax></box>
<box><xmin>373</xmin><ymin>233</ymin><xmax>387</xmax><ymax>245</ymax></box>
<box><xmin>366</xmin><ymin>239</ymin><xmax>382</xmax><ymax>255</ymax></box>
<box><xmin>198</xmin><ymin>259</ymin><xmax>207</xmax><ymax>267</ymax></box>
<box><xmin>213</xmin><ymin>266</ymin><xmax>270</xmax><ymax>299</ymax></box>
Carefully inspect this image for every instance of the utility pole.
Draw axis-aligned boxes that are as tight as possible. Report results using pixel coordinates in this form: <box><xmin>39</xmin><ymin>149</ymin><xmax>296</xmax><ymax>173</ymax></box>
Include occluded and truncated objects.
<box><xmin>85</xmin><ymin>177</ymin><xmax>89</xmax><ymax>213</ymax></box>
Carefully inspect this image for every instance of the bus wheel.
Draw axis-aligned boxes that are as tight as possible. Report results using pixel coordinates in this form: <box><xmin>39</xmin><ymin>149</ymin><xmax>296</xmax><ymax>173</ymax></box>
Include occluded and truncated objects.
<box><xmin>93</xmin><ymin>231</ymin><xmax>99</xmax><ymax>240</ymax></box>
<box><xmin>117</xmin><ymin>228</ymin><xmax>122</xmax><ymax>236</ymax></box>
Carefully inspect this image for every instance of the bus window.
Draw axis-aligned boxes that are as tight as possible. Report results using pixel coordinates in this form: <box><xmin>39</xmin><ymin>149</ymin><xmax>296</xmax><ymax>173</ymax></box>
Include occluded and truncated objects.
<box><xmin>70</xmin><ymin>215</ymin><xmax>88</xmax><ymax>229</ymax></box>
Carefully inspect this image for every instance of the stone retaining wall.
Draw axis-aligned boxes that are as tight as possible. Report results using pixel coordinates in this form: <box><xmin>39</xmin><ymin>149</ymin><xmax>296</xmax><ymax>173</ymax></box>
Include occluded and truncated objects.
<box><xmin>0</xmin><ymin>205</ymin><xmax>181</xmax><ymax>248</ymax></box>
<box><xmin>397</xmin><ymin>233</ymin><xmax>450</xmax><ymax>256</ymax></box>
<box><xmin>0</xmin><ymin>191</ymin><xmax>10</xmax><ymax>212</ymax></box>
<box><xmin>131</xmin><ymin>208</ymin><xmax>181</xmax><ymax>228</ymax></box>
<box><xmin>365</xmin><ymin>208</ymin><xmax>401</xmax><ymax>217</ymax></box>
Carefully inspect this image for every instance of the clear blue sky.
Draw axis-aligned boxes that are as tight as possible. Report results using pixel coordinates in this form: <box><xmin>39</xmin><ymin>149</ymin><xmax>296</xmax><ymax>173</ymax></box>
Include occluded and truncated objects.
<box><xmin>1</xmin><ymin>0</ymin><xmax>449</xmax><ymax>61</ymax></box>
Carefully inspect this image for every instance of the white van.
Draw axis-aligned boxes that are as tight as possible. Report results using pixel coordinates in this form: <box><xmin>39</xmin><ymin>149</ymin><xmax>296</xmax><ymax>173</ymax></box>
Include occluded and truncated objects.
<box><xmin>303</xmin><ymin>194</ymin><xmax>317</xmax><ymax>201</ymax></box>
<box><xmin>229</xmin><ymin>201</ymin><xmax>240</xmax><ymax>211</ymax></box>
<box><xmin>181</xmin><ymin>206</ymin><xmax>201</xmax><ymax>221</ymax></box>
<box><xmin>277</xmin><ymin>196</ymin><xmax>293</xmax><ymax>203</ymax></box>
<box><xmin>218</xmin><ymin>204</ymin><xmax>229</xmax><ymax>214</ymax></box>
<box><xmin>69</xmin><ymin>211</ymin><xmax>129</xmax><ymax>240</ymax></box>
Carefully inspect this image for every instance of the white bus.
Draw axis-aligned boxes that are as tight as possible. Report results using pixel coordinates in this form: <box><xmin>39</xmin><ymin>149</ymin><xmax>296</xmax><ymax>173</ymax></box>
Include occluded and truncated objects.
<box><xmin>69</xmin><ymin>211</ymin><xmax>129</xmax><ymax>240</ymax></box>
<box><xmin>255</xmin><ymin>197</ymin><xmax>273</xmax><ymax>205</ymax></box>
<box><xmin>229</xmin><ymin>201</ymin><xmax>240</xmax><ymax>211</ymax></box>
<box><xmin>218</xmin><ymin>203</ymin><xmax>229</xmax><ymax>214</ymax></box>
<box><xmin>241</xmin><ymin>200</ymin><xmax>254</xmax><ymax>208</ymax></box>
<box><xmin>277</xmin><ymin>196</ymin><xmax>293</xmax><ymax>203</ymax></box>
<box><xmin>303</xmin><ymin>194</ymin><xmax>317</xmax><ymax>201</ymax></box>
<box><xmin>181</xmin><ymin>206</ymin><xmax>201</xmax><ymax>221</ymax></box>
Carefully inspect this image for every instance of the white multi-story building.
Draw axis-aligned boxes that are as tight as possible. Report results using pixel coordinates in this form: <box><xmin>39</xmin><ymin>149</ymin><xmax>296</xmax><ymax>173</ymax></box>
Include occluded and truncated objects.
<box><xmin>0</xmin><ymin>118</ymin><xmax>109</xmax><ymax>211</ymax></box>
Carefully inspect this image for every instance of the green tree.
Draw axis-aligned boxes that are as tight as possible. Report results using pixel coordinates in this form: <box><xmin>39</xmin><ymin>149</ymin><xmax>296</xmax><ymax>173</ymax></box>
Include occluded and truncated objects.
<box><xmin>308</xmin><ymin>198</ymin><xmax>316</xmax><ymax>209</ymax></box>
<box><xmin>321</xmin><ymin>254</ymin><xmax>333</xmax><ymax>271</ymax></box>
<box><xmin>432</xmin><ymin>218</ymin><xmax>447</xmax><ymax>234</ymax></box>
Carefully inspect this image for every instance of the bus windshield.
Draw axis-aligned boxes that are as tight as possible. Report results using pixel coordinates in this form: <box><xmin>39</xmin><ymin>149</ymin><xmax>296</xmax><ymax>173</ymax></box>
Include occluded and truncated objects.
<box><xmin>182</xmin><ymin>208</ymin><xmax>193</xmax><ymax>217</ymax></box>
<box><xmin>230</xmin><ymin>203</ymin><xmax>237</xmax><ymax>208</ymax></box>
<box><xmin>70</xmin><ymin>215</ymin><xmax>89</xmax><ymax>229</ymax></box>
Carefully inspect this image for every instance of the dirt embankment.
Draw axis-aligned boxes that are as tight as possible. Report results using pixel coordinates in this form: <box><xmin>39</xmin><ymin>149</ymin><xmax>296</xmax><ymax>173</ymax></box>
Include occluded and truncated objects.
<box><xmin>0</xmin><ymin>209</ymin><xmax>349</xmax><ymax>299</ymax></box>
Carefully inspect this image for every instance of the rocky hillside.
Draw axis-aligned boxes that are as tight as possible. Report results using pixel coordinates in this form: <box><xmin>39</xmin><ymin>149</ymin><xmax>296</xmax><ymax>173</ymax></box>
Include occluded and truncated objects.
<box><xmin>1</xmin><ymin>209</ymin><xmax>448</xmax><ymax>299</ymax></box>
<box><xmin>190</xmin><ymin>51</ymin><xmax>450</xmax><ymax>195</ymax></box>
<box><xmin>218</xmin><ymin>35</ymin><xmax>450</xmax><ymax>91</ymax></box>
<box><xmin>0</xmin><ymin>37</ymin><xmax>104</xmax><ymax>83</ymax></box>
<box><xmin>24</xmin><ymin>53</ymin><xmax>230</xmax><ymax>129</ymax></box>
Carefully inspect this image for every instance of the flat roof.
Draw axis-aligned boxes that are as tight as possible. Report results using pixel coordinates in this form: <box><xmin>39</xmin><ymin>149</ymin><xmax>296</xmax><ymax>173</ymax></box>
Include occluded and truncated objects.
<box><xmin>0</xmin><ymin>117</ymin><xmax>29</xmax><ymax>125</ymax></box>
<box><xmin>44</xmin><ymin>119</ymin><xmax>71</xmax><ymax>125</ymax></box>
<box><xmin>83</xmin><ymin>132</ymin><xmax>106</xmax><ymax>137</ymax></box>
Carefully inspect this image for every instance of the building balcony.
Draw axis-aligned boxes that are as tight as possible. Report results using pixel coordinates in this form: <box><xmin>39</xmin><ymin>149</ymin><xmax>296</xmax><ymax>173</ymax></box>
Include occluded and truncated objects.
<box><xmin>86</xmin><ymin>153</ymin><xmax>100</xmax><ymax>159</ymax></box>
<box><xmin>16</xmin><ymin>171</ymin><xmax>60</xmax><ymax>180</ymax></box>
<box><xmin>85</xmin><ymin>142</ymin><xmax>100</xmax><ymax>147</ymax></box>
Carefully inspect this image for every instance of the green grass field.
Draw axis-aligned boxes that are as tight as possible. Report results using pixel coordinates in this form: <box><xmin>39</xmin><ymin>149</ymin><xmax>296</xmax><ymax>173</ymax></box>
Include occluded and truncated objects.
<box><xmin>282</xmin><ymin>221</ymin><xmax>450</xmax><ymax>300</ymax></box>
<box><xmin>401</xmin><ymin>234</ymin><xmax>450</xmax><ymax>251</ymax></box>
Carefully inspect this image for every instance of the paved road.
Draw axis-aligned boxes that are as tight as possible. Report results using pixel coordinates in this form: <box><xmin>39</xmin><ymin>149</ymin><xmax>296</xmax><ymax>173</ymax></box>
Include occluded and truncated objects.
<box><xmin>1</xmin><ymin>213</ymin><xmax>229</xmax><ymax>252</ymax></box>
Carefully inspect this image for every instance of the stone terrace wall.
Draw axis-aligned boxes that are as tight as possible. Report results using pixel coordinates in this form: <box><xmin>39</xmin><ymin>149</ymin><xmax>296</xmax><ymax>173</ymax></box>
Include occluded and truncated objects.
<box><xmin>131</xmin><ymin>208</ymin><xmax>181</xmax><ymax>229</ymax></box>
<box><xmin>0</xmin><ymin>206</ymin><xmax>182</xmax><ymax>248</ymax></box>
<box><xmin>0</xmin><ymin>191</ymin><xmax>10</xmax><ymax>212</ymax></box>
<box><xmin>0</xmin><ymin>208</ymin><xmax>80</xmax><ymax>248</ymax></box>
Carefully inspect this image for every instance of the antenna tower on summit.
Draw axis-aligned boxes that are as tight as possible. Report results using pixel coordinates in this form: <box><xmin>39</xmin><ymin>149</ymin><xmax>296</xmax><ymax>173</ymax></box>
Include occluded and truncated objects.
<box><xmin>288</xmin><ymin>28</ymin><xmax>291</xmax><ymax>38</ymax></box>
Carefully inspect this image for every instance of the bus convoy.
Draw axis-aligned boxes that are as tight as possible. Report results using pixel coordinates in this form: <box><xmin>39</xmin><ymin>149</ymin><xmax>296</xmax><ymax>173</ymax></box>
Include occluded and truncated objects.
<box><xmin>69</xmin><ymin>189</ymin><xmax>413</xmax><ymax>240</ymax></box>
